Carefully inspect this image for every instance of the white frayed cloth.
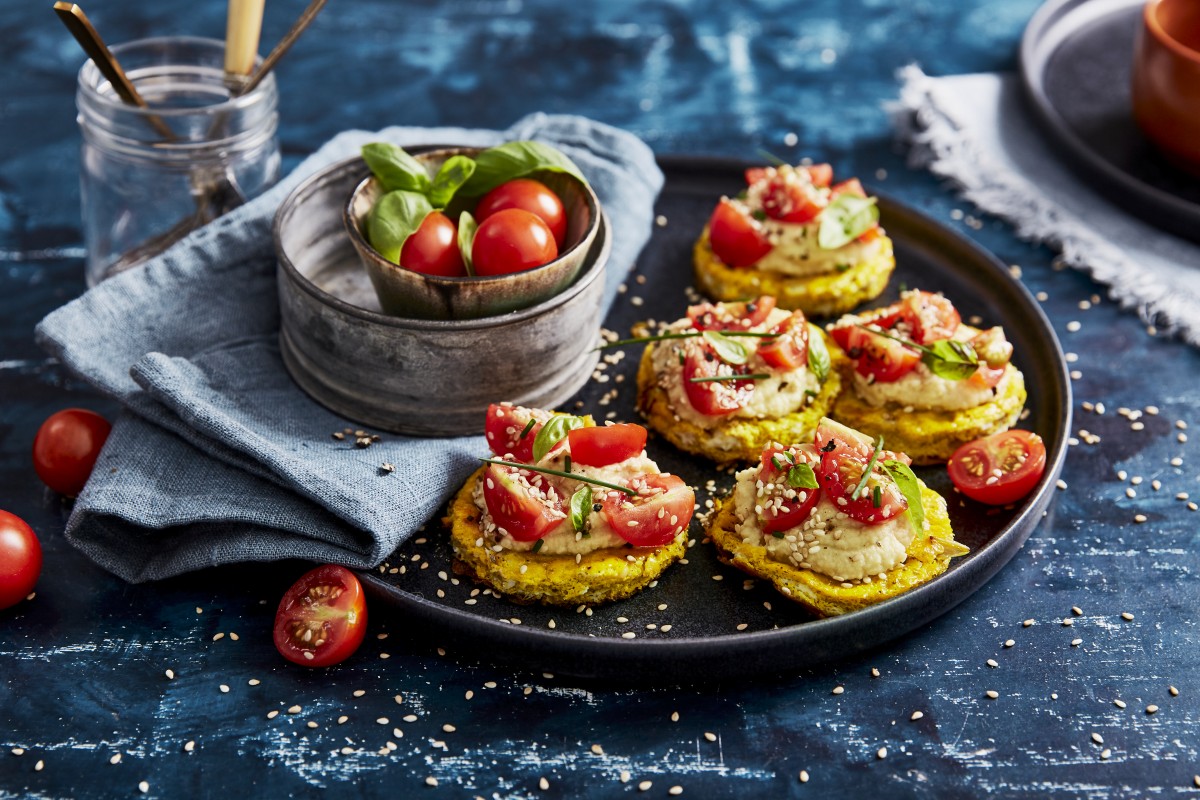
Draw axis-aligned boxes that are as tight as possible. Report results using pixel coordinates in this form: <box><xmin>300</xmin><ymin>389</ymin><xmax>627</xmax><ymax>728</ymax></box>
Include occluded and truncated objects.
<box><xmin>892</xmin><ymin>65</ymin><xmax>1200</xmax><ymax>348</ymax></box>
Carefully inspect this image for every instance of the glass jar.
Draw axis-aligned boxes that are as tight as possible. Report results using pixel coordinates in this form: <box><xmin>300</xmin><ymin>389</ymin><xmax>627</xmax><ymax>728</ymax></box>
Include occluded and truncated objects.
<box><xmin>76</xmin><ymin>36</ymin><xmax>280</xmax><ymax>286</ymax></box>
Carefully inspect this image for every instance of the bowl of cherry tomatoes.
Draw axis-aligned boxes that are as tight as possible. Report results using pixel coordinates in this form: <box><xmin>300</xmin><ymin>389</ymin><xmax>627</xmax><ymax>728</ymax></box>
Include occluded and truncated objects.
<box><xmin>344</xmin><ymin>143</ymin><xmax>602</xmax><ymax>320</ymax></box>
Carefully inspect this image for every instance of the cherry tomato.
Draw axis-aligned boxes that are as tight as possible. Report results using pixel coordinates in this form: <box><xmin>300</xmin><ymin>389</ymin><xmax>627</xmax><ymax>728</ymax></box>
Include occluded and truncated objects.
<box><xmin>757</xmin><ymin>311</ymin><xmax>810</xmax><ymax>370</ymax></box>
<box><xmin>899</xmin><ymin>290</ymin><xmax>960</xmax><ymax>344</ymax></box>
<box><xmin>471</xmin><ymin>208</ymin><xmax>558</xmax><ymax>276</ymax></box>
<box><xmin>32</xmin><ymin>408</ymin><xmax>111</xmax><ymax>497</ymax></box>
<box><xmin>756</xmin><ymin>445</ymin><xmax>821</xmax><ymax>534</ymax></box>
<box><xmin>273</xmin><ymin>564</ymin><xmax>367</xmax><ymax>668</ymax></box>
<box><xmin>970</xmin><ymin>326</ymin><xmax>1014</xmax><ymax>368</ymax></box>
<box><xmin>688</xmin><ymin>296</ymin><xmax>776</xmax><ymax>331</ymax></box>
<box><xmin>567</xmin><ymin>424</ymin><xmax>647</xmax><ymax>468</ymax></box>
<box><xmin>474</xmin><ymin>179</ymin><xmax>567</xmax><ymax>248</ymax></box>
<box><xmin>818</xmin><ymin>449</ymin><xmax>908</xmax><ymax>525</ymax></box>
<box><xmin>948</xmin><ymin>430</ymin><xmax>1047</xmax><ymax>506</ymax></box>
<box><xmin>806</xmin><ymin>163</ymin><xmax>834</xmax><ymax>187</ymax></box>
<box><xmin>834</xmin><ymin>325</ymin><xmax>921</xmax><ymax>383</ymax></box>
<box><xmin>0</xmin><ymin>511</ymin><xmax>41</xmax><ymax>611</ymax></box>
<box><xmin>831</xmin><ymin>178</ymin><xmax>867</xmax><ymax>198</ymax></box>
<box><xmin>968</xmin><ymin>363</ymin><xmax>1007</xmax><ymax>389</ymax></box>
<box><xmin>600</xmin><ymin>473</ymin><xmax>694</xmax><ymax>547</ymax></box>
<box><xmin>814</xmin><ymin>417</ymin><xmax>912</xmax><ymax>465</ymax></box>
<box><xmin>482</xmin><ymin>463</ymin><xmax>564</xmax><ymax>541</ymax></box>
<box><xmin>399</xmin><ymin>211</ymin><xmax>466</xmax><ymax>277</ymax></box>
<box><xmin>756</xmin><ymin>169</ymin><xmax>827</xmax><ymax>223</ymax></box>
<box><xmin>485</xmin><ymin>403</ymin><xmax>548</xmax><ymax>462</ymax></box>
<box><xmin>708</xmin><ymin>199</ymin><xmax>773</xmax><ymax>267</ymax></box>
<box><xmin>682</xmin><ymin>340</ymin><xmax>753</xmax><ymax>416</ymax></box>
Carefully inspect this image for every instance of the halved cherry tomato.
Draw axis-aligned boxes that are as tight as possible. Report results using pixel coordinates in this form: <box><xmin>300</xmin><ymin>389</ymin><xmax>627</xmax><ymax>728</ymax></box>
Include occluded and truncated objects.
<box><xmin>273</xmin><ymin>565</ymin><xmax>367</xmax><ymax>668</ymax></box>
<box><xmin>835</xmin><ymin>325</ymin><xmax>921</xmax><ymax>383</ymax></box>
<box><xmin>757</xmin><ymin>170</ymin><xmax>826</xmax><ymax>223</ymax></box>
<box><xmin>756</xmin><ymin>445</ymin><xmax>821</xmax><ymax>533</ymax></box>
<box><xmin>708</xmin><ymin>199</ymin><xmax>773</xmax><ymax>267</ymax></box>
<box><xmin>485</xmin><ymin>403</ymin><xmax>548</xmax><ymax>462</ymax></box>
<box><xmin>400</xmin><ymin>211</ymin><xmax>466</xmax><ymax>277</ymax></box>
<box><xmin>32</xmin><ymin>408</ymin><xmax>111</xmax><ymax>497</ymax></box>
<box><xmin>567</xmin><ymin>424</ymin><xmax>647</xmax><ymax>468</ymax></box>
<box><xmin>806</xmin><ymin>163</ymin><xmax>834</xmax><ymax>188</ymax></box>
<box><xmin>472</xmin><ymin>208</ymin><xmax>558</xmax><ymax>276</ymax></box>
<box><xmin>757</xmin><ymin>311</ymin><xmax>809</xmax><ymax>370</ymax></box>
<box><xmin>600</xmin><ymin>473</ymin><xmax>694</xmax><ymax>546</ymax></box>
<box><xmin>814</xmin><ymin>417</ymin><xmax>912</xmax><ymax>466</ymax></box>
<box><xmin>474</xmin><ymin>178</ymin><xmax>567</xmax><ymax>248</ymax></box>
<box><xmin>899</xmin><ymin>291</ymin><xmax>960</xmax><ymax>344</ymax></box>
<box><xmin>482</xmin><ymin>463</ymin><xmax>564</xmax><ymax>541</ymax></box>
<box><xmin>688</xmin><ymin>296</ymin><xmax>776</xmax><ymax>331</ymax></box>
<box><xmin>948</xmin><ymin>430</ymin><xmax>1047</xmax><ymax>506</ymax></box>
<box><xmin>818</xmin><ymin>449</ymin><xmax>908</xmax><ymax>524</ymax></box>
<box><xmin>0</xmin><ymin>510</ymin><xmax>41</xmax><ymax>611</ymax></box>
<box><xmin>682</xmin><ymin>340</ymin><xmax>753</xmax><ymax>416</ymax></box>
<box><xmin>831</xmin><ymin>178</ymin><xmax>867</xmax><ymax>198</ymax></box>
<box><xmin>968</xmin><ymin>363</ymin><xmax>1007</xmax><ymax>389</ymax></box>
<box><xmin>970</xmin><ymin>326</ymin><xmax>1014</xmax><ymax>368</ymax></box>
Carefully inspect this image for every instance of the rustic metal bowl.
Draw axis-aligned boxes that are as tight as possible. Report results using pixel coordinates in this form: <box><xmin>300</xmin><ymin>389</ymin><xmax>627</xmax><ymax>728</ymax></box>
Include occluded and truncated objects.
<box><xmin>344</xmin><ymin>147</ymin><xmax>601</xmax><ymax>320</ymax></box>
<box><xmin>274</xmin><ymin>155</ymin><xmax>609</xmax><ymax>436</ymax></box>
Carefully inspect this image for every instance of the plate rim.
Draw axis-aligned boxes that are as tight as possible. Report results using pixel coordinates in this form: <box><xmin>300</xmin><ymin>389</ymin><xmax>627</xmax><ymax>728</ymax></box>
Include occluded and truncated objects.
<box><xmin>1018</xmin><ymin>0</ymin><xmax>1200</xmax><ymax>243</ymax></box>
<box><xmin>358</xmin><ymin>154</ymin><xmax>1073</xmax><ymax>682</ymax></box>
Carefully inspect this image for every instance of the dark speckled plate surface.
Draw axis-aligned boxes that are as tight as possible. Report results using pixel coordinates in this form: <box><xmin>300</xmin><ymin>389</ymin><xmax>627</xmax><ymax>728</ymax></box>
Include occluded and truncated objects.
<box><xmin>358</xmin><ymin>157</ymin><xmax>1071</xmax><ymax>683</ymax></box>
<box><xmin>1020</xmin><ymin>0</ymin><xmax>1200</xmax><ymax>244</ymax></box>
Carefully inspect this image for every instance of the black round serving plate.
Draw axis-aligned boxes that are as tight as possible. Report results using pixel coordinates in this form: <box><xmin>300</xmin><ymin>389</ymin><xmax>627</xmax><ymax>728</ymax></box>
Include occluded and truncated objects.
<box><xmin>1020</xmin><ymin>0</ymin><xmax>1200</xmax><ymax>244</ymax></box>
<box><xmin>358</xmin><ymin>156</ymin><xmax>1072</xmax><ymax>684</ymax></box>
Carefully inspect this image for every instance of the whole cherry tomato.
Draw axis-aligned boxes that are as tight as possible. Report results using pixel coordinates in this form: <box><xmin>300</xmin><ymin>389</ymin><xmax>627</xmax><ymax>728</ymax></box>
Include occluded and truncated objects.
<box><xmin>474</xmin><ymin>179</ymin><xmax>567</xmax><ymax>248</ymax></box>
<box><xmin>0</xmin><ymin>510</ymin><xmax>42</xmax><ymax>611</ymax></box>
<box><xmin>32</xmin><ymin>409</ymin><xmax>111</xmax><ymax>497</ymax></box>
<box><xmin>273</xmin><ymin>565</ymin><xmax>367</xmax><ymax>667</ymax></box>
<box><xmin>472</xmin><ymin>208</ymin><xmax>559</xmax><ymax>276</ymax></box>
<box><xmin>400</xmin><ymin>211</ymin><xmax>466</xmax><ymax>277</ymax></box>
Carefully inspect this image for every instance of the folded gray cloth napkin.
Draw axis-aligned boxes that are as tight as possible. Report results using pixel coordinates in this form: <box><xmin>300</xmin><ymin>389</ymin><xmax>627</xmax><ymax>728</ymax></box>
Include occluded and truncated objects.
<box><xmin>36</xmin><ymin>113</ymin><xmax>664</xmax><ymax>582</ymax></box>
<box><xmin>893</xmin><ymin>66</ymin><xmax>1200</xmax><ymax>348</ymax></box>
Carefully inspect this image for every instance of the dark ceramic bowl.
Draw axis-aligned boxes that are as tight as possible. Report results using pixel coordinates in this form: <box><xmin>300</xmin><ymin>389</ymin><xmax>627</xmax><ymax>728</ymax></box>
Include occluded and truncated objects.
<box><xmin>344</xmin><ymin>147</ymin><xmax>601</xmax><ymax>320</ymax></box>
<box><xmin>274</xmin><ymin>155</ymin><xmax>610</xmax><ymax>436</ymax></box>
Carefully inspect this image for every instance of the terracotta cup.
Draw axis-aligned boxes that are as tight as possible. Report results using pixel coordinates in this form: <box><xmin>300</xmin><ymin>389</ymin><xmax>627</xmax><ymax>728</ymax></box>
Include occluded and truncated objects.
<box><xmin>1131</xmin><ymin>0</ymin><xmax>1200</xmax><ymax>173</ymax></box>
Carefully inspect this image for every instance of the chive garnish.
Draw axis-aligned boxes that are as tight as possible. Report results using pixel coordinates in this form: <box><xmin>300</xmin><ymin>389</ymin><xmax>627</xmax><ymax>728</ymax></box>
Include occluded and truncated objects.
<box><xmin>688</xmin><ymin>373</ymin><xmax>770</xmax><ymax>383</ymax></box>
<box><xmin>873</xmin><ymin>484</ymin><xmax>882</xmax><ymax>508</ymax></box>
<box><xmin>596</xmin><ymin>331</ymin><xmax>775</xmax><ymax>350</ymax></box>
<box><xmin>850</xmin><ymin>436</ymin><xmax>885</xmax><ymax>501</ymax></box>
<box><xmin>532</xmin><ymin>539</ymin><xmax>544</xmax><ymax>553</ymax></box>
<box><xmin>564</xmin><ymin>455</ymin><xmax>572</xmax><ymax>474</ymax></box>
<box><xmin>519</xmin><ymin>418</ymin><xmax>537</xmax><ymax>439</ymax></box>
<box><xmin>479</xmin><ymin>458</ymin><xmax>637</xmax><ymax>496</ymax></box>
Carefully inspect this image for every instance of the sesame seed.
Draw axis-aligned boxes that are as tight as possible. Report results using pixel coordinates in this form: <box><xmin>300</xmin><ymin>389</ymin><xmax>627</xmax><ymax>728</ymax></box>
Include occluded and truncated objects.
<box><xmin>1072</xmin><ymin>606</ymin><xmax>1083</xmax><ymax>616</ymax></box>
<box><xmin>443</xmin><ymin>724</ymin><xmax>456</xmax><ymax>733</ymax></box>
<box><xmin>1133</xmin><ymin>514</ymin><xmax>1147</xmax><ymax>523</ymax></box>
<box><xmin>1146</xmin><ymin>705</ymin><xmax>1159</xmax><ymax>714</ymax></box>
<box><xmin>877</xmin><ymin>747</ymin><xmax>887</xmax><ymax>759</ymax></box>
<box><xmin>306</xmin><ymin>721</ymin><xmax>318</xmax><ymax>729</ymax></box>
<box><xmin>139</xmin><ymin>781</ymin><xmax>149</xmax><ymax>793</ymax></box>
<box><xmin>184</xmin><ymin>741</ymin><xmax>195</xmax><ymax>752</ymax></box>
<box><xmin>1066</xmin><ymin>321</ymin><xmax>1081</xmax><ymax>332</ymax></box>
<box><xmin>799</xmin><ymin>770</ymin><xmax>810</xmax><ymax>783</ymax></box>
<box><xmin>165</xmin><ymin>669</ymin><xmax>175</xmax><ymax>679</ymax></box>
<box><xmin>621</xmin><ymin>772</ymin><xmax>631</xmax><ymax>783</ymax></box>
<box><xmin>1121</xmin><ymin>612</ymin><xmax>1134</xmax><ymax>621</ymax></box>
<box><xmin>832</xmin><ymin>685</ymin><xmax>844</xmax><ymax>695</ymax></box>
<box><xmin>1004</xmin><ymin>639</ymin><xmax>1015</xmax><ymax>648</ymax></box>
<box><xmin>871</xmin><ymin>668</ymin><xmax>880</xmax><ymax>678</ymax></box>
<box><xmin>1071</xmin><ymin>639</ymin><xmax>1082</xmax><ymax>647</ymax></box>
<box><xmin>248</xmin><ymin>679</ymin><xmax>260</xmax><ymax>686</ymax></box>
<box><xmin>671</xmin><ymin>711</ymin><xmax>680</xmax><ymax>722</ymax></box>
<box><xmin>911</xmin><ymin>711</ymin><xmax>924</xmax><ymax>721</ymax></box>
<box><xmin>267</xmin><ymin>710</ymin><xmax>279</xmax><ymax>719</ymax></box>
<box><xmin>669</xmin><ymin>787</ymin><xmax>683</xmax><ymax>796</ymax></box>
<box><xmin>425</xmin><ymin>777</ymin><xmax>438</xmax><ymax>787</ymax></box>
<box><xmin>1114</xmin><ymin>699</ymin><xmax>1127</xmax><ymax>709</ymax></box>
<box><xmin>1056</xmin><ymin>479</ymin><xmax>1068</xmax><ymax>490</ymax></box>
<box><xmin>1062</xmin><ymin>618</ymin><xmax>1074</xmax><ymax>627</ymax></box>
<box><xmin>1101</xmin><ymin>748</ymin><xmax>1111</xmax><ymax>759</ymax></box>
<box><xmin>287</xmin><ymin>705</ymin><xmax>302</xmax><ymax>714</ymax></box>
<box><xmin>986</xmin><ymin>690</ymin><xmax>999</xmax><ymax>699</ymax></box>
<box><xmin>376</xmin><ymin>717</ymin><xmax>389</xmax><ymax>725</ymax></box>
<box><xmin>591</xmin><ymin>744</ymin><xmax>604</xmax><ymax>755</ymax></box>
<box><xmin>110</xmin><ymin>753</ymin><xmax>122</xmax><ymax>765</ymax></box>
<box><xmin>1023</xmin><ymin>619</ymin><xmax>1035</xmax><ymax>627</ymax></box>
<box><xmin>621</xmin><ymin>632</ymin><xmax>636</xmax><ymax>639</ymax></box>
<box><xmin>1092</xmin><ymin>733</ymin><xmax>1104</xmax><ymax>744</ymax></box>
<box><xmin>403</xmin><ymin>714</ymin><xmax>418</xmax><ymax>722</ymax></box>
<box><xmin>540</xmin><ymin>777</ymin><xmax>550</xmax><ymax>790</ymax></box>
<box><xmin>704</xmin><ymin>732</ymin><xmax>717</xmax><ymax>742</ymax></box>
<box><xmin>338</xmin><ymin>716</ymin><xmax>348</xmax><ymax>724</ymax></box>
<box><xmin>212</xmin><ymin>633</ymin><xmax>225</xmax><ymax>641</ymax></box>
<box><xmin>11</xmin><ymin>748</ymin><xmax>23</xmax><ymax>756</ymax></box>
<box><xmin>987</xmin><ymin>659</ymin><xmax>998</xmax><ymax>668</ymax></box>
<box><xmin>639</xmin><ymin>780</ymin><xmax>653</xmax><ymax>791</ymax></box>
<box><xmin>1170</xmin><ymin>686</ymin><xmax>1179</xmax><ymax>697</ymax></box>
<box><xmin>219</xmin><ymin>684</ymin><xmax>229</xmax><ymax>693</ymax></box>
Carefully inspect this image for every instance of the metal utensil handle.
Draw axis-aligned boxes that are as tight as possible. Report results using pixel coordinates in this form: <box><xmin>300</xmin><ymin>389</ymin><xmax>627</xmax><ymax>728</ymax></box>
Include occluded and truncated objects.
<box><xmin>52</xmin><ymin>2</ymin><xmax>176</xmax><ymax>141</ymax></box>
<box><xmin>234</xmin><ymin>0</ymin><xmax>329</xmax><ymax>97</ymax></box>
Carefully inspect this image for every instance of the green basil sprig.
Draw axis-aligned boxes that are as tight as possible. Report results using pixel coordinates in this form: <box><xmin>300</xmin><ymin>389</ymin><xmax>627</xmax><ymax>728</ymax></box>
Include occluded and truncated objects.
<box><xmin>702</xmin><ymin>330</ymin><xmax>750</xmax><ymax>365</ymax></box>
<box><xmin>882</xmin><ymin>460</ymin><xmax>925</xmax><ymax>534</ymax></box>
<box><xmin>856</xmin><ymin>325</ymin><xmax>980</xmax><ymax>381</ymax></box>
<box><xmin>532</xmin><ymin>414</ymin><xmax>586</xmax><ymax>463</ymax></box>
<box><xmin>569</xmin><ymin>486</ymin><xmax>593</xmax><ymax>533</ymax></box>
<box><xmin>459</xmin><ymin>141</ymin><xmax>587</xmax><ymax>197</ymax></box>
<box><xmin>429</xmin><ymin>155</ymin><xmax>476</xmax><ymax>208</ymax></box>
<box><xmin>362</xmin><ymin>143</ymin><xmax>432</xmax><ymax>194</ymax></box>
<box><xmin>806</xmin><ymin>323</ymin><xmax>831</xmax><ymax>383</ymax></box>
<box><xmin>787</xmin><ymin>463</ymin><xmax>819</xmax><ymax>490</ymax></box>
<box><xmin>366</xmin><ymin>190</ymin><xmax>433</xmax><ymax>263</ymax></box>
<box><xmin>457</xmin><ymin>210</ymin><xmax>478</xmax><ymax>276</ymax></box>
<box><xmin>818</xmin><ymin>194</ymin><xmax>879</xmax><ymax>249</ymax></box>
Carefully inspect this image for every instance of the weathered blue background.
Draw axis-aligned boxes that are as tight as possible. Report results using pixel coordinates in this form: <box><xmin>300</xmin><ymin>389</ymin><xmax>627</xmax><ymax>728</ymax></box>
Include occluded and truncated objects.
<box><xmin>2</xmin><ymin>0</ymin><xmax>1198</xmax><ymax>797</ymax></box>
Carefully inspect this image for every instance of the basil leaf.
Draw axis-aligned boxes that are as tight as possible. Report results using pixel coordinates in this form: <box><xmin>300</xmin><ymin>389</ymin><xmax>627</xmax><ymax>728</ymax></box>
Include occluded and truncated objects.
<box><xmin>882</xmin><ymin>460</ymin><xmax>925</xmax><ymax>534</ymax></box>
<box><xmin>787</xmin><ymin>463</ymin><xmax>818</xmax><ymax>490</ymax></box>
<box><xmin>532</xmin><ymin>414</ymin><xmax>586</xmax><ymax>463</ymax></box>
<box><xmin>429</xmin><ymin>155</ymin><xmax>477</xmax><ymax>208</ymax></box>
<box><xmin>366</xmin><ymin>190</ymin><xmax>434</xmax><ymax>263</ymax></box>
<box><xmin>362</xmin><ymin>143</ymin><xmax>432</xmax><ymax>194</ymax></box>
<box><xmin>806</xmin><ymin>323</ymin><xmax>831</xmax><ymax>383</ymax></box>
<box><xmin>818</xmin><ymin>194</ymin><xmax>878</xmax><ymax>249</ymax></box>
<box><xmin>922</xmin><ymin>339</ymin><xmax>979</xmax><ymax>381</ymax></box>
<box><xmin>457</xmin><ymin>210</ymin><xmax>478</xmax><ymax>277</ymax></box>
<box><xmin>702</xmin><ymin>330</ymin><xmax>750</xmax><ymax>365</ymax></box>
<box><xmin>459</xmin><ymin>140</ymin><xmax>587</xmax><ymax>197</ymax></box>
<box><xmin>569</xmin><ymin>485</ymin><xmax>593</xmax><ymax>533</ymax></box>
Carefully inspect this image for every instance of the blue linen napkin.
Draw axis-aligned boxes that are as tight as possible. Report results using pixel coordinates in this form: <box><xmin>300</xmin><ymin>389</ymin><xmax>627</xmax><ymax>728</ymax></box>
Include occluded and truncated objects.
<box><xmin>36</xmin><ymin>114</ymin><xmax>664</xmax><ymax>582</ymax></box>
<box><xmin>893</xmin><ymin>66</ymin><xmax>1200</xmax><ymax>348</ymax></box>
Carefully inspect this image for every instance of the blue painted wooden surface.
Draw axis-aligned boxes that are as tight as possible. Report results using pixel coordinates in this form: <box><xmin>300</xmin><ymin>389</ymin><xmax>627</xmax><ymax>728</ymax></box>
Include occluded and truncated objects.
<box><xmin>2</xmin><ymin>1</ymin><xmax>1198</xmax><ymax>797</ymax></box>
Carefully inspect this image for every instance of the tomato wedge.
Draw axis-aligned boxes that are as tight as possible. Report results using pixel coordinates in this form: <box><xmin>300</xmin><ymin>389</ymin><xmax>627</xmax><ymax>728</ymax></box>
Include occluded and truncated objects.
<box><xmin>756</xmin><ymin>445</ymin><xmax>821</xmax><ymax>534</ymax></box>
<box><xmin>757</xmin><ymin>311</ymin><xmax>809</xmax><ymax>370</ymax></box>
<box><xmin>757</xmin><ymin>170</ymin><xmax>826</xmax><ymax>224</ymax></box>
<box><xmin>835</xmin><ymin>325</ymin><xmax>921</xmax><ymax>383</ymax></box>
<box><xmin>273</xmin><ymin>565</ymin><xmax>367</xmax><ymax>668</ymax></box>
<box><xmin>814</xmin><ymin>417</ymin><xmax>912</xmax><ymax>466</ymax></box>
<box><xmin>484</xmin><ymin>403</ymin><xmax>548</xmax><ymax>462</ymax></box>
<box><xmin>682</xmin><ymin>340</ymin><xmax>753</xmax><ymax>416</ymax></box>
<box><xmin>899</xmin><ymin>290</ymin><xmax>960</xmax><ymax>344</ymax></box>
<box><xmin>482</xmin><ymin>463</ymin><xmax>565</xmax><ymax>542</ymax></box>
<box><xmin>708</xmin><ymin>199</ymin><xmax>773</xmax><ymax>267</ymax></box>
<box><xmin>600</xmin><ymin>473</ymin><xmax>694</xmax><ymax>546</ymax></box>
<box><xmin>567</xmin><ymin>424</ymin><xmax>647</xmax><ymax>468</ymax></box>
<box><xmin>948</xmin><ymin>430</ymin><xmax>1047</xmax><ymax>506</ymax></box>
<box><xmin>818</xmin><ymin>449</ymin><xmax>908</xmax><ymax>525</ymax></box>
<box><xmin>688</xmin><ymin>296</ymin><xmax>776</xmax><ymax>331</ymax></box>
<box><xmin>831</xmin><ymin>178</ymin><xmax>867</xmax><ymax>198</ymax></box>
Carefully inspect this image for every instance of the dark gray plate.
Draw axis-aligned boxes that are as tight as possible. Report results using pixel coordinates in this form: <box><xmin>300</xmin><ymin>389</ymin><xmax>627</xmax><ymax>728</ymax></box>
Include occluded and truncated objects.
<box><xmin>1020</xmin><ymin>0</ymin><xmax>1200</xmax><ymax>244</ymax></box>
<box><xmin>359</xmin><ymin>156</ymin><xmax>1072</xmax><ymax>684</ymax></box>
